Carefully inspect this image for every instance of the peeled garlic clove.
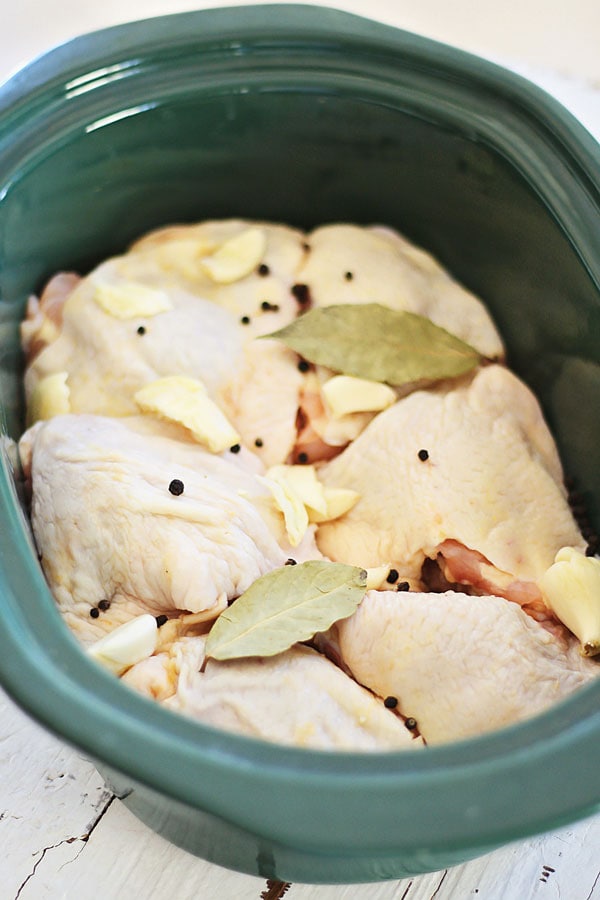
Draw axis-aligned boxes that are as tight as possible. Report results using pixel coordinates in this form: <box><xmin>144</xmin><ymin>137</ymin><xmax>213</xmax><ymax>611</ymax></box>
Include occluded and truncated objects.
<box><xmin>27</xmin><ymin>372</ymin><xmax>70</xmax><ymax>426</ymax></box>
<box><xmin>365</xmin><ymin>564</ymin><xmax>393</xmax><ymax>590</ymax></box>
<box><xmin>266</xmin><ymin>464</ymin><xmax>328</xmax><ymax>516</ymax></box>
<box><xmin>153</xmin><ymin>238</ymin><xmax>217</xmax><ymax>279</ymax></box>
<box><xmin>134</xmin><ymin>375</ymin><xmax>240</xmax><ymax>453</ymax></box>
<box><xmin>259</xmin><ymin>474</ymin><xmax>309</xmax><ymax>547</ymax></box>
<box><xmin>88</xmin><ymin>614</ymin><xmax>158</xmax><ymax>675</ymax></box>
<box><xmin>539</xmin><ymin>546</ymin><xmax>600</xmax><ymax>656</ymax></box>
<box><xmin>94</xmin><ymin>281</ymin><xmax>172</xmax><ymax>318</ymax></box>
<box><xmin>308</xmin><ymin>487</ymin><xmax>360</xmax><ymax>524</ymax></box>
<box><xmin>201</xmin><ymin>228</ymin><xmax>267</xmax><ymax>284</ymax></box>
<box><xmin>322</xmin><ymin>375</ymin><xmax>396</xmax><ymax>419</ymax></box>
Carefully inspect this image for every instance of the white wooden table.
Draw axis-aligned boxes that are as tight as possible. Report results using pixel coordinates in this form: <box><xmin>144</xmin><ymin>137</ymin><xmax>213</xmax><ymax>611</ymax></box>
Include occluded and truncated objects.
<box><xmin>2</xmin><ymin>3</ymin><xmax>600</xmax><ymax>898</ymax></box>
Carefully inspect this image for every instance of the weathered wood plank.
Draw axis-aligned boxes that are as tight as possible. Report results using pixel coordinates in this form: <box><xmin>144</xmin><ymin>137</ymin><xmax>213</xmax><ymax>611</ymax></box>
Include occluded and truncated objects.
<box><xmin>2</xmin><ymin>687</ymin><xmax>600</xmax><ymax>900</ymax></box>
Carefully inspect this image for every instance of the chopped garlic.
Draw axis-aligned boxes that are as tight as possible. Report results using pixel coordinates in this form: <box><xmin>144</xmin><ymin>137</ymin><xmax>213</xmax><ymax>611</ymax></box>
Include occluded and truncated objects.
<box><xmin>134</xmin><ymin>376</ymin><xmax>240</xmax><ymax>453</ymax></box>
<box><xmin>94</xmin><ymin>281</ymin><xmax>172</xmax><ymax>319</ymax></box>
<box><xmin>539</xmin><ymin>546</ymin><xmax>600</xmax><ymax>657</ymax></box>
<box><xmin>322</xmin><ymin>375</ymin><xmax>396</xmax><ymax>419</ymax></box>
<box><xmin>308</xmin><ymin>487</ymin><xmax>360</xmax><ymax>524</ymax></box>
<box><xmin>87</xmin><ymin>614</ymin><xmax>158</xmax><ymax>675</ymax></box>
<box><xmin>27</xmin><ymin>372</ymin><xmax>70</xmax><ymax>426</ymax></box>
<box><xmin>201</xmin><ymin>228</ymin><xmax>267</xmax><ymax>284</ymax></box>
<box><xmin>259</xmin><ymin>474</ymin><xmax>309</xmax><ymax>547</ymax></box>
<box><xmin>365</xmin><ymin>564</ymin><xmax>393</xmax><ymax>590</ymax></box>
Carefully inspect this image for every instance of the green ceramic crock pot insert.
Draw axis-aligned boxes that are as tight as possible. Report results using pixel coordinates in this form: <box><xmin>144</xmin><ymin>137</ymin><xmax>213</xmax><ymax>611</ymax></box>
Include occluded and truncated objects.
<box><xmin>0</xmin><ymin>4</ymin><xmax>599</xmax><ymax>884</ymax></box>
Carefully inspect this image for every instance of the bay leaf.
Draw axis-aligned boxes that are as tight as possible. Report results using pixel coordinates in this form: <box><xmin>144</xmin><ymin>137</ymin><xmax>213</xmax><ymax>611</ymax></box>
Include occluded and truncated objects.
<box><xmin>205</xmin><ymin>560</ymin><xmax>366</xmax><ymax>661</ymax></box>
<box><xmin>264</xmin><ymin>303</ymin><xmax>482</xmax><ymax>385</ymax></box>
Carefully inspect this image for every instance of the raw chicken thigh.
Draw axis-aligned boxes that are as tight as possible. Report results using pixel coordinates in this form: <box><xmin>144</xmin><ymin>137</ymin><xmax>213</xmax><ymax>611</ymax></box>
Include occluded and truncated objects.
<box><xmin>19</xmin><ymin>413</ymin><xmax>313</xmax><ymax>644</ymax></box>
<box><xmin>317</xmin><ymin>364</ymin><xmax>584</xmax><ymax>608</ymax></box>
<box><xmin>336</xmin><ymin>590</ymin><xmax>596</xmax><ymax>744</ymax></box>
<box><xmin>296</xmin><ymin>224</ymin><xmax>503</xmax><ymax>359</ymax></box>
<box><xmin>124</xmin><ymin>637</ymin><xmax>421</xmax><ymax>751</ymax></box>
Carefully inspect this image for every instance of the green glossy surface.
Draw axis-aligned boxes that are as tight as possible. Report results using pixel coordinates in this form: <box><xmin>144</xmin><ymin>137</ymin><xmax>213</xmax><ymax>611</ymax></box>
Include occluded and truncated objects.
<box><xmin>0</xmin><ymin>5</ymin><xmax>599</xmax><ymax>883</ymax></box>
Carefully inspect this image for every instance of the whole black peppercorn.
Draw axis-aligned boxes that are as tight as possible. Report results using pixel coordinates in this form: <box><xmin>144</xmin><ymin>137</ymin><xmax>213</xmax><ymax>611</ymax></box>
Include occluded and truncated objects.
<box><xmin>254</xmin><ymin>437</ymin><xmax>264</xmax><ymax>448</ymax></box>
<box><xmin>297</xmin><ymin>359</ymin><xmax>311</xmax><ymax>373</ymax></box>
<box><xmin>397</xmin><ymin>581</ymin><xmax>410</xmax><ymax>592</ymax></box>
<box><xmin>229</xmin><ymin>444</ymin><xmax>241</xmax><ymax>454</ymax></box>
<box><xmin>344</xmin><ymin>271</ymin><xmax>354</xmax><ymax>281</ymax></box>
<box><xmin>98</xmin><ymin>599</ymin><xmax>111</xmax><ymax>612</ymax></box>
<box><xmin>89</xmin><ymin>607</ymin><xmax>100</xmax><ymax>619</ymax></box>
<box><xmin>155</xmin><ymin>614</ymin><xmax>169</xmax><ymax>627</ymax></box>
<box><xmin>285</xmin><ymin>558</ymin><xmax>297</xmax><ymax>566</ymax></box>
<box><xmin>257</xmin><ymin>263</ymin><xmax>270</xmax><ymax>277</ymax></box>
<box><xmin>240</xmin><ymin>315</ymin><xmax>251</xmax><ymax>325</ymax></box>
<box><xmin>137</xmin><ymin>325</ymin><xmax>146</xmax><ymax>335</ymax></box>
<box><xmin>297</xmin><ymin>452</ymin><xmax>309</xmax><ymax>464</ymax></box>
<box><xmin>405</xmin><ymin>717</ymin><xmax>418</xmax><ymax>731</ymax></box>
<box><xmin>169</xmin><ymin>479</ymin><xmax>184</xmax><ymax>496</ymax></box>
<box><xmin>383</xmin><ymin>696</ymin><xmax>398</xmax><ymax>709</ymax></box>
<box><xmin>260</xmin><ymin>300</ymin><xmax>280</xmax><ymax>312</ymax></box>
<box><xmin>418</xmin><ymin>449</ymin><xmax>429</xmax><ymax>462</ymax></box>
<box><xmin>386</xmin><ymin>568</ymin><xmax>399</xmax><ymax>584</ymax></box>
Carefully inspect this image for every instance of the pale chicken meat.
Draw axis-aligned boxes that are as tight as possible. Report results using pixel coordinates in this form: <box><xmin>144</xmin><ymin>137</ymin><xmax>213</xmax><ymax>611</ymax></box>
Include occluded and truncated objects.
<box><xmin>18</xmin><ymin>413</ymin><xmax>317</xmax><ymax>645</ymax></box>
<box><xmin>23</xmin><ymin>220</ymin><xmax>505</xmax><ymax>466</ymax></box>
<box><xmin>124</xmin><ymin>636</ymin><xmax>422</xmax><ymax>751</ymax></box>
<box><xmin>297</xmin><ymin>224</ymin><xmax>504</xmax><ymax>359</ymax></box>
<box><xmin>336</xmin><ymin>590</ymin><xmax>597</xmax><ymax>744</ymax></box>
<box><xmin>23</xmin><ymin>220</ymin><xmax>307</xmax><ymax>464</ymax></box>
<box><xmin>317</xmin><ymin>364</ymin><xmax>584</xmax><ymax>609</ymax></box>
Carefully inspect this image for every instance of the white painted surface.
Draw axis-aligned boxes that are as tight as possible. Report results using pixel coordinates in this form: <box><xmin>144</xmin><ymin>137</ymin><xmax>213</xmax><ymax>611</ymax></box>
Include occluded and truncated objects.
<box><xmin>1</xmin><ymin>3</ymin><xmax>600</xmax><ymax>898</ymax></box>
<box><xmin>2</xmin><ymin>0</ymin><xmax>600</xmax><ymax>83</ymax></box>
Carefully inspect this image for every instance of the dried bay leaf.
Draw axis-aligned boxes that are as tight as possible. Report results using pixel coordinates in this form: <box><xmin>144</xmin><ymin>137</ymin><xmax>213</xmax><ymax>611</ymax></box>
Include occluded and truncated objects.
<box><xmin>205</xmin><ymin>560</ymin><xmax>366</xmax><ymax>661</ymax></box>
<box><xmin>265</xmin><ymin>303</ymin><xmax>482</xmax><ymax>385</ymax></box>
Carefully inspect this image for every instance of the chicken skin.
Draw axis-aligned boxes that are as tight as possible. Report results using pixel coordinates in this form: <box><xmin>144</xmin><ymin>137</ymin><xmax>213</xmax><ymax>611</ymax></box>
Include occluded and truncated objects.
<box><xmin>317</xmin><ymin>365</ymin><xmax>584</xmax><ymax>609</ymax></box>
<box><xmin>19</xmin><ymin>414</ymin><xmax>314</xmax><ymax>644</ymax></box>
<box><xmin>124</xmin><ymin>636</ymin><xmax>422</xmax><ymax>751</ymax></box>
<box><xmin>336</xmin><ymin>590</ymin><xmax>597</xmax><ymax>744</ymax></box>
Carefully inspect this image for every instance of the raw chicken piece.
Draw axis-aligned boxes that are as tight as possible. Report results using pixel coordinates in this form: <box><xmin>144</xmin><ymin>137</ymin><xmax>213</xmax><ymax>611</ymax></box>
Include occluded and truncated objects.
<box><xmin>124</xmin><ymin>635</ymin><xmax>422</xmax><ymax>751</ymax></box>
<box><xmin>21</xmin><ymin>272</ymin><xmax>80</xmax><ymax>363</ymax></box>
<box><xmin>19</xmin><ymin>414</ymin><xmax>314</xmax><ymax>645</ymax></box>
<box><xmin>337</xmin><ymin>590</ymin><xmax>598</xmax><ymax>744</ymax></box>
<box><xmin>317</xmin><ymin>365</ymin><xmax>584</xmax><ymax>604</ymax></box>
<box><xmin>297</xmin><ymin>224</ymin><xmax>504</xmax><ymax>359</ymax></box>
<box><xmin>24</xmin><ymin>221</ymin><xmax>307</xmax><ymax>463</ymax></box>
<box><xmin>23</xmin><ymin>220</ymin><xmax>506</xmax><ymax>467</ymax></box>
<box><xmin>219</xmin><ymin>339</ymin><xmax>304</xmax><ymax>467</ymax></box>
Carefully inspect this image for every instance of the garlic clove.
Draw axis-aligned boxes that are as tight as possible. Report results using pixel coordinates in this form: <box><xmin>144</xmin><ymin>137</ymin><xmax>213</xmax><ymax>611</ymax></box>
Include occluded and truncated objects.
<box><xmin>365</xmin><ymin>564</ymin><xmax>393</xmax><ymax>590</ymax></box>
<box><xmin>87</xmin><ymin>614</ymin><xmax>158</xmax><ymax>675</ymax></box>
<box><xmin>539</xmin><ymin>546</ymin><xmax>600</xmax><ymax>656</ymax></box>
<box><xmin>308</xmin><ymin>487</ymin><xmax>360</xmax><ymax>524</ymax></box>
<box><xmin>266</xmin><ymin>464</ymin><xmax>328</xmax><ymax>515</ymax></box>
<box><xmin>322</xmin><ymin>375</ymin><xmax>396</xmax><ymax>419</ymax></box>
<box><xmin>259</xmin><ymin>473</ymin><xmax>309</xmax><ymax>547</ymax></box>
<box><xmin>201</xmin><ymin>228</ymin><xmax>267</xmax><ymax>284</ymax></box>
<box><xmin>134</xmin><ymin>375</ymin><xmax>240</xmax><ymax>453</ymax></box>
<box><xmin>94</xmin><ymin>281</ymin><xmax>172</xmax><ymax>318</ymax></box>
